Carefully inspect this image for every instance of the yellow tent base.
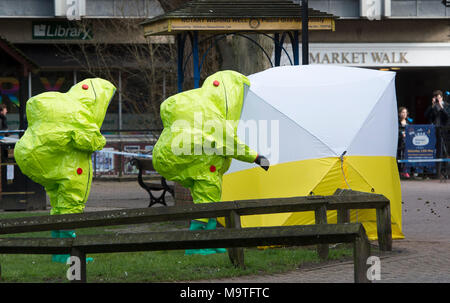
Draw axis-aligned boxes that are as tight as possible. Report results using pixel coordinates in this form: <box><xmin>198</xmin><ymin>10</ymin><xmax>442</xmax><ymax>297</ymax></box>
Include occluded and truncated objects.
<box><xmin>220</xmin><ymin>156</ymin><xmax>404</xmax><ymax>241</ymax></box>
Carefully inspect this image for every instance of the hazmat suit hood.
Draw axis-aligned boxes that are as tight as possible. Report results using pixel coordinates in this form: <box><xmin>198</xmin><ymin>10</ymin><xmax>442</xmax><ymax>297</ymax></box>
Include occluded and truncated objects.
<box><xmin>15</xmin><ymin>78</ymin><xmax>116</xmax><ymax>215</ymax></box>
<box><xmin>200</xmin><ymin>70</ymin><xmax>250</xmax><ymax>121</ymax></box>
<box><xmin>67</xmin><ymin>78</ymin><xmax>116</xmax><ymax>128</ymax></box>
<box><xmin>160</xmin><ymin>71</ymin><xmax>250</xmax><ymax>127</ymax></box>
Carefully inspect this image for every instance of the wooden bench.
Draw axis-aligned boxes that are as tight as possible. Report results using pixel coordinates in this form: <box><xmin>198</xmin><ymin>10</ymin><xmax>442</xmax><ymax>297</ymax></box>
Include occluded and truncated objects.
<box><xmin>129</xmin><ymin>158</ymin><xmax>174</xmax><ymax>207</ymax></box>
<box><xmin>0</xmin><ymin>190</ymin><xmax>392</xmax><ymax>283</ymax></box>
<box><xmin>0</xmin><ymin>188</ymin><xmax>392</xmax><ymax>252</ymax></box>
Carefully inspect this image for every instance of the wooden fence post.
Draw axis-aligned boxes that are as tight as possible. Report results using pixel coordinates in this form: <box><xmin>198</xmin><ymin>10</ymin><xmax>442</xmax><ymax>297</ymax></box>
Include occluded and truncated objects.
<box><xmin>337</xmin><ymin>209</ymin><xmax>350</xmax><ymax>223</ymax></box>
<box><xmin>225</xmin><ymin>210</ymin><xmax>245</xmax><ymax>268</ymax></box>
<box><xmin>314</xmin><ymin>205</ymin><xmax>329</xmax><ymax>260</ymax></box>
<box><xmin>376</xmin><ymin>204</ymin><xmax>392</xmax><ymax>251</ymax></box>
<box><xmin>69</xmin><ymin>248</ymin><xmax>87</xmax><ymax>283</ymax></box>
<box><xmin>353</xmin><ymin>232</ymin><xmax>371</xmax><ymax>283</ymax></box>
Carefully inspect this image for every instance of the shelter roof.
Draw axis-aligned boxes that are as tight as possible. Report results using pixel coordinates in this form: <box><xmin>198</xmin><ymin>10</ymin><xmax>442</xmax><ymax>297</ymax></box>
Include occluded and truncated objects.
<box><xmin>17</xmin><ymin>44</ymin><xmax>171</xmax><ymax>71</ymax></box>
<box><xmin>141</xmin><ymin>0</ymin><xmax>337</xmax><ymax>36</ymax></box>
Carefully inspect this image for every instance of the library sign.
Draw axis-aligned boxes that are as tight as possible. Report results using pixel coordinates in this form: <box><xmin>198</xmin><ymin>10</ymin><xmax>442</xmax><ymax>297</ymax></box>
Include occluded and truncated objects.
<box><xmin>280</xmin><ymin>43</ymin><xmax>450</xmax><ymax>67</ymax></box>
<box><xmin>32</xmin><ymin>21</ymin><xmax>93</xmax><ymax>40</ymax></box>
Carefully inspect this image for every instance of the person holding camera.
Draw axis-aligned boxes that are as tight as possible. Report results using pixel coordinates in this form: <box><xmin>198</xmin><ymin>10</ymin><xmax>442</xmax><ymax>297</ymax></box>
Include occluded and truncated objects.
<box><xmin>425</xmin><ymin>90</ymin><xmax>449</xmax><ymax>127</ymax></box>
<box><xmin>424</xmin><ymin>90</ymin><xmax>449</xmax><ymax>178</ymax></box>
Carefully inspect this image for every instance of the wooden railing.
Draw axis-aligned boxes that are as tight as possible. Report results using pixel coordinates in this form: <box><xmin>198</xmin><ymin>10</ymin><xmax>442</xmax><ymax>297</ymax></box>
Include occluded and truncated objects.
<box><xmin>0</xmin><ymin>189</ymin><xmax>392</xmax><ymax>283</ymax></box>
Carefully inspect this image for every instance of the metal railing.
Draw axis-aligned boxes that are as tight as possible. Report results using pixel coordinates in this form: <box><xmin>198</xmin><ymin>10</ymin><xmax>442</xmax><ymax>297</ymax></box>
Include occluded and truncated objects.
<box><xmin>93</xmin><ymin>129</ymin><xmax>160</xmax><ymax>178</ymax></box>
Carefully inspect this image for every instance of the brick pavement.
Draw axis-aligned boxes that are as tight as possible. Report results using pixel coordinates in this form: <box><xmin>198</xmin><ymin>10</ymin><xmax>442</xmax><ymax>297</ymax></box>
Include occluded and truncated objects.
<box><xmin>195</xmin><ymin>179</ymin><xmax>450</xmax><ymax>283</ymax></box>
<box><xmin>83</xmin><ymin>179</ymin><xmax>450</xmax><ymax>282</ymax></box>
<box><xmin>190</xmin><ymin>240</ymin><xmax>450</xmax><ymax>283</ymax></box>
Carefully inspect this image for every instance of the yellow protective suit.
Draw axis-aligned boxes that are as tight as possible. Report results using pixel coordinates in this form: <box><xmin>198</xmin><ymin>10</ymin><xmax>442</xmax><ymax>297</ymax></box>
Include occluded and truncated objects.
<box><xmin>153</xmin><ymin>70</ymin><xmax>270</xmax><ymax>255</ymax></box>
<box><xmin>14</xmin><ymin>78</ymin><xmax>116</xmax><ymax>215</ymax></box>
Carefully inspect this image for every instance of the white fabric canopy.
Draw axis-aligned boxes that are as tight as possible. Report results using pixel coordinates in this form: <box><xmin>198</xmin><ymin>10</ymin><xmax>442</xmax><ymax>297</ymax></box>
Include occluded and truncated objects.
<box><xmin>229</xmin><ymin>65</ymin><xmax>397</xmax><ymax>174</ymax></box>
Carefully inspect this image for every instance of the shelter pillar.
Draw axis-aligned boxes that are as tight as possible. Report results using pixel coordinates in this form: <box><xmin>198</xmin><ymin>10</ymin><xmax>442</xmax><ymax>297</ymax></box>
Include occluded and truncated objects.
<box><xmin>177</xmin><ymin>31</ymin><xmax>201</xmax><ymax>91</ymax></box>
<box><xmin>190</xmin><ymin>31</ymin><xmax>200</xmax><ymax>89</ymax></box>
<box><xmin>292</xmin><ymin>31</ymin><xmax>300</xmax><ymax>65</ymax></box>
<box><xmin>288</xmin><ymin>31</ymin><xmax>300</xmax><ymax>65</ymax></box>
<box><xmin>274</xmin><ymin>33</ymin><xmax>286</xmax><ymax>67</ymax></box>
<box><xmin>274</xmin><ymin>31</ymin><xmax>299</xmax><ymax>66</ymax></box>
<box><xmin>176</xmin><ymin>33</ymin><xmax>187</xmax><ymax>92</ymax></box>
<box><xmin>301</xmin><ymin>0</ymin><xmax>309</xmax><ymax>65</ymax></box>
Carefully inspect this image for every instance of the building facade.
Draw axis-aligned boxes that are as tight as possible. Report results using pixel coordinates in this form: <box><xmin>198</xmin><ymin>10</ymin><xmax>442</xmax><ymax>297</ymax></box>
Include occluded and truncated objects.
<box><xmin>287</xmin><ymin>0</ymin><xmax>450</xmax><ymax>123</ymax></box>
<box><xmin>2</xmin><ymin>0</ymin><xmax>449</xmax><ymax>127</ymax></box>
<box><xmin>0</xmin><ymin>0</ymin><xmax>172</xmax><ymax>131</ymax></box>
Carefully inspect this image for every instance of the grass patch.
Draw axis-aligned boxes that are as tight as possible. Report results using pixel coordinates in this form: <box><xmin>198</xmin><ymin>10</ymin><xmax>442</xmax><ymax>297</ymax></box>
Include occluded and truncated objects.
<box><xmin>0</xmin><ymin>211</ymin><xmax>353</xmax><ymax>283</ymax></box>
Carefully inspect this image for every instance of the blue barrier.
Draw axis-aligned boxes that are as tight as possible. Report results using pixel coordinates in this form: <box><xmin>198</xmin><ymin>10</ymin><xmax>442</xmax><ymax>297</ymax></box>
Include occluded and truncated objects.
<box><xmin>398</xmin><ymin>158</ymin><xmax>449</xmax><ymax>163</ymax></box>
<box><xmin>96</xmin><ymin>149</ymin><xmax>152</xmax><ymax>159</ymax></box>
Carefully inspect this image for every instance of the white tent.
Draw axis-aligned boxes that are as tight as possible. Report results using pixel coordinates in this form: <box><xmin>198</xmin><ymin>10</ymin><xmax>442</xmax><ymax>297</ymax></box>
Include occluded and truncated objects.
<box><xmin>221</xmin><ymin>65</ymin><xmax>404</xmax><ymax>240</ymax></box>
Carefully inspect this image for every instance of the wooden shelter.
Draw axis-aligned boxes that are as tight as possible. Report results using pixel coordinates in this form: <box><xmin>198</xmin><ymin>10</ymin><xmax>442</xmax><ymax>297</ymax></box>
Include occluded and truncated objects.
<box><xmin>141</xmin><ymin>0</ymin><xmax>337</xmax><ymax>91</ymax></box>
<box><xmin>0</xmin><ymin>35</ymin><xmax>39</xmax><ymax>130</ymax></box>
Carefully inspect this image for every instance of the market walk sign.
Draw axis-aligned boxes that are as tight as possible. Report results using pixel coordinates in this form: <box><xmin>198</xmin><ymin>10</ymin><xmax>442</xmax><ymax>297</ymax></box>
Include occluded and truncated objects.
<box><xmin>279</xmin><ymin>43</ymin><xmax>450</xmax><ymax>67</ymax></box>
<box><xmin>310</xmin><ymin>51</ymin><xmax>409</xmax><ymax>65</ymax></box>
<box><xmin>32</xmin><ymin>22</ymin><xmax>92</xmax><ymax>40</ymax></box>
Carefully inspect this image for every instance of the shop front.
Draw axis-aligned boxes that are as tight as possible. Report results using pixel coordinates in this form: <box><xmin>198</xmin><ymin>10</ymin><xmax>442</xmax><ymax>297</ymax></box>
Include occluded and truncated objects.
<box><xmin>278</xmin><ymin>41</ymin><xmax>450</xmax><ymax>177</ymax></box>
<box><xmin>279</xmin><ymin>42</ymin><xmax>450</xmax><ymax>123</ymax></box>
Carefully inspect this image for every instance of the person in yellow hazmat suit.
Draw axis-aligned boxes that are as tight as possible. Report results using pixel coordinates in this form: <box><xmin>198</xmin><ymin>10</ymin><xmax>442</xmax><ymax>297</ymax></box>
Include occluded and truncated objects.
<box><xmin>152</xmin><ymin>70</ymin><xmax>270</xmax><ymax>255</ymax></box>
<box><xmin>14</xmin><ymin>78</ymin><xmax>116</xmax><ymax>263</ymax></box>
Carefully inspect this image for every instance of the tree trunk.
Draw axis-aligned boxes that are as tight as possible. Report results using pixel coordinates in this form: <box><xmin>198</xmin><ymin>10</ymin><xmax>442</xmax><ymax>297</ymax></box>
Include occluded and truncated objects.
<box><xmin>217</xmin><ymin>34</ymin><xmax>273</xmax><ymax>75</ymax></box>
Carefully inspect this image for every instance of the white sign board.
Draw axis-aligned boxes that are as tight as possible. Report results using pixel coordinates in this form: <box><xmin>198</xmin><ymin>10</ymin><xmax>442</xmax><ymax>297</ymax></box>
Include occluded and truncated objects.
<box><xmin>54</xmin><ymin>0</ymin><xmax>86</xmax><ymax>20</ymax></box>
<box><xmin>279</xmin><ymin>43</ymin><xmax>450</xmax><ymax>67</ymax></box>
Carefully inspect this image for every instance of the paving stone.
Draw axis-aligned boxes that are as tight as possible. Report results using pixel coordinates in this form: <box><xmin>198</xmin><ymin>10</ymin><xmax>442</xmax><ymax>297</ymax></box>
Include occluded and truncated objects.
<box><xmin>73</xmin><ymin>179</ymin><xmax>450</xmax><ymax>283</ymax></box>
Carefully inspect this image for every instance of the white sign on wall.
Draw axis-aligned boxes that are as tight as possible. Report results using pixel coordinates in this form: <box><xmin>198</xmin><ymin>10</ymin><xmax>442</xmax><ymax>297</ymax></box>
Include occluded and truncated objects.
<box><xmin>54</xmin><ymin>0</ymin><xmax>86</xmax><ymax>20</ymax></box>
<box><xmin>279</xmin><ymin>43</ymin><xmax>450</xmax><ymax>67</ymax></box>
<box><xmin>360</xmin><ymin>0</ymin><xmax>391</xmax><ymax>20</ymax></box>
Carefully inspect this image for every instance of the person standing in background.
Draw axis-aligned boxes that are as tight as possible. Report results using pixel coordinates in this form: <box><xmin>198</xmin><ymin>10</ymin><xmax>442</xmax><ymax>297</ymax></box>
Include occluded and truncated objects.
<box><xmin>398</xmin><ymin>107</ymin><xmax>411</xmax><ymax>179</ymax></box>
<box><xmin>0</xmin><ymin>104</ymin><xmax>9</xmax><ymax>169</ymax></box>
<box><xmin>0</xmin><ymin>104</ymin><xmax>8</xmax><ymax>131</ymax></box>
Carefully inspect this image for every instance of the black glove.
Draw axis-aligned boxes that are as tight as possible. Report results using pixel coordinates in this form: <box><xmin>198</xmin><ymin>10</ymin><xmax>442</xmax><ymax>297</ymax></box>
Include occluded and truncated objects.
<box><xmin>254</xmin><ymin>154</ymin><xmax>270</xmax><ymax>171</ymax></box>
